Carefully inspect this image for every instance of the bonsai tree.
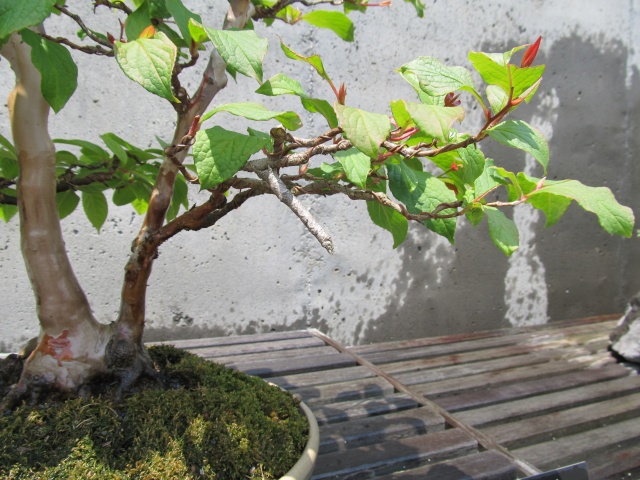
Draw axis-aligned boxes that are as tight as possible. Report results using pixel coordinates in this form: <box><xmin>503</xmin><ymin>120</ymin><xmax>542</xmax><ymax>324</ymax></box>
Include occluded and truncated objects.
<box><xmin>0</xmin><ymin>0</ymin><xmax>634</xmax><ymax>409</ymax></box>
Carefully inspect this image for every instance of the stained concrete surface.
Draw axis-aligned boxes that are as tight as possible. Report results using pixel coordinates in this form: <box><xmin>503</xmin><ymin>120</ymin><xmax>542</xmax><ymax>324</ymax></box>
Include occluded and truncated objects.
<box><xmin>0</xmin><ymin>1</ymin><xmax>638</xmax><ymax>351</ymax></box>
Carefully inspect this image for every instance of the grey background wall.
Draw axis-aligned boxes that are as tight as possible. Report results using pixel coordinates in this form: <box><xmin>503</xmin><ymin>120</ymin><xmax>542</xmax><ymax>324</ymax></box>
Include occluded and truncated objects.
<box><xmin>1</xmin><ymin>1</ymin><xmax>638</xmax><ymax>352</ymax></box>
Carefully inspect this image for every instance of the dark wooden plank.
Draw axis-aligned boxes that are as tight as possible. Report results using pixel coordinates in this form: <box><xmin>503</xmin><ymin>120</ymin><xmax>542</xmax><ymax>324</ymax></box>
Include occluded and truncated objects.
<box><xmin>177</xmin><ymin>335</ymin><xmax>325</xmax><ymax>358</ymax></box>
<box><xmin>318</xmin><ymin>407</ymin><xmax>445</xmax><ymax>454</ymax></box>
<box><xmin>312</xmin><ymin>393</ymin><xmax>420</xmax><ymax>426</ymax></box>
<box><xmin>587</xmin><ymin>443</ymin><xmax>640</xmax><ymax>479</ymax></box>
<box><xmin>311</xmin><ymin>429</ymin><xmax>477</xmax><ymax>480</ymax></box>
<box><xmin>350</xmin><ymin>316</ymin><xmax>617</xmax><ymax>356</ymax></box>
<box><xmin>433</xmin><ymin>362</ymin><xmax>629</xmax><ymax>412</ymax></box>
<box><xmin>374</xmin><ymin>450</ymin><xmax>517</xmax><ymax>480</ymax></box>
<box><xmin>228</xmin><ymin>352</ymin><xmax>356</xmax><ymax>378</ymax></box>
<box><xmin>455</xmin><ymin>375</ymin><xmax>640</xmax><ymax>427</ymax></box>
<box><xmin>290</xmin><ymin>377</ymin><xmax>393</xmax><ymax>406</ymax></box>
<box><xmin>154</xmin><ymin>329</ymin><xmax>312</xmax><ymax>349</ymax></box>
<box><xmin>357</xmin><ymin>322</ymin><xmax>613</xmax><ymax>366</ymax></box>
<box><xmin>482</xmin><ymin>391</ymin><xmax>640</xmax><ymax>448</ymax></box>
<box><xmin>198</xmin><ymin>345</ymin><xmax>332</xmax><ymax>363</ymax></box>
<box><xmin>513</xmin><ymin>417</ymin><xmax>640</xmax><ymax>471</ymax></box>
<box><xmin>380</xmin><ymin>342</ymin><xmax>575</xmax><ymax>375</ymax></box>
<box><xmin>268</xmin><ymin>366</ymin><xmax>376</xmax><ymax>390</ymax></box>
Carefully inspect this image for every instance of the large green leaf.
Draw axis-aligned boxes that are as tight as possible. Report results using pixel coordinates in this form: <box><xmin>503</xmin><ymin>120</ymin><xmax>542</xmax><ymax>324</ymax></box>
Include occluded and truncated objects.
<box><xmin>398</xmin><ymin>56</ymin><xmax>478</xmax><ymax>101</ymax></box>
<box><xmin>367</xmin><ymin>178</ymin><xmax>408</xmax><ymax>248</ymax></box>
<box><xmin>335</xmin><ymin>105</ymin><xmax>390</xmax><ymax>159</ymax></box>
<box><xmin>202</xmin><ymin>25</ymin><xmax>268</xmax><ymax>83</ymax></box>
<box><xmin>485</xmin><ymin>206</ymin><xmax>519</xmax><ymax>256</ymax></box>
<box><xmin>56</xmin><ymin>190</ymin><xmax>80</xmax><ymax>220</ymax></box>
<box><xmin>488</xmin><ymin>120</ymin><xmax>549</xmax><ymax>174</ymax></box>
<box><xmin>333</xmin><ymin>148</ymin><xmax>370</xmax><ymax>189</ymax></box>
<box><xmin>404</xmin><ymin>101</ymin><xmax>465</xmax><ymax>143</ymax></box>
<box><xmin>20</xmin><ymin>29</ymin><xmax>78</xmax><ymax>113</ymax></box>
<box><xmin>200</xmin><ymin>102</ymin><xmax>302</xmax><ymax>131</ymax></box>
<box><xmin>528</xmin><ymin>179</ymin><xmax>635</xmax><ymax>237</ymax></box>
<box><xmin>301</xmin><ymin>10</ymin><xmax>354</xmax><ymax>41</ymax></box>
<box><xmin>387</xmin><ymin>160</ymin><xmax>458</xmax><ymax>243</ymax></box>
<box><xmin>0</xmin><ymin>0</ymin><xmax>56</xmax><ymax>39</ymax></box>
<box><xmin>81</xmin><ymin>189</ymin><xmax>108</xmax><ymax>231</ymax></box>
<box><xmin>256</xmin><ymin>74</ymin><xmax>306</xmax><ymax>97</ymax></box>
<box><xmin>165</xmin><ymin>0</ymin><xmax>202</xmax><ymax>43</ymax></box>
<box><xmin>114</xmin><ymin>31</ymin><xmax>178</xmax><ymax>102</ymax></box>
<box><xmin>192</xmin><ymin>127</ymin><xmax>270</xmax><ymax>189</ymax></box>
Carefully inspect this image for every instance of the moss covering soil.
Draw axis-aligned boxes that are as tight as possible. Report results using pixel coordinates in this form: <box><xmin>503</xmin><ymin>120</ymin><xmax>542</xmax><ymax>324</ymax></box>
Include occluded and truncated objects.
<box><xmin>0</xmin><ymin>346</ymin><xmax>308</xmax><ymax>479</ymax></box>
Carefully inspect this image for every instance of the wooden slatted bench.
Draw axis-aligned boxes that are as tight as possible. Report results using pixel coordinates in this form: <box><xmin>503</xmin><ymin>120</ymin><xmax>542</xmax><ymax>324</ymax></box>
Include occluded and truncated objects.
<box><xmin>162</xmin><ymin>314</ymin><xmax>640</xmax><ymax>479</ymax></box>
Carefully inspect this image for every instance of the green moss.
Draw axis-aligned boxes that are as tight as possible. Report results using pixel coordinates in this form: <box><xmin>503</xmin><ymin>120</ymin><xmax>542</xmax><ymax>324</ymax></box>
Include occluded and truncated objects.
<box><xmin>0</xmin><ymin>346</ymin><xmax>308</xmax><ymax>479</ymax></box>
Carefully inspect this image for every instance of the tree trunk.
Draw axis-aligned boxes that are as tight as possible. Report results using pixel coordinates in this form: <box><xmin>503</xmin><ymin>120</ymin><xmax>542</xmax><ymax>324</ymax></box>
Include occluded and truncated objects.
<box><xmin>2</xmin><ymin>33</ymin><xmax>113</xmax><ymax>403</ymax></box>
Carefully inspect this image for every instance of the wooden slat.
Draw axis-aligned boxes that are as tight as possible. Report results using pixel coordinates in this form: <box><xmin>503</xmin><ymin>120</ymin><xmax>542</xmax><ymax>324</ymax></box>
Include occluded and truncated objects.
<box><xmin>482</xmin><ymin>391</ymin><xmax>640</xmax><ymax>447</ymax></box>
<box><xmin>318</xmin><ymin>407</ymin><xmax>444</xmax><ymax>454</ymax></box>
<box><xmin>311</xmin><ymin>429</ymin><xmax>477</xmax><ymax>480</ymax></box>
<box><xmin>267</xmin><ymin>365</ymin><xmax>376</xmax><ymax>390</ymax></box>
<box><xmin>312</xmin><ymin>393</ymin><xmax>420</xmax><ymax>426</ymax></box>
<box><xmin>179</xmin><ymin>335</ymin><xmax>325</xmax><ymax>358</ymax></box>
<box><xmin>455</xmin><ymin>375</ymin><xmax>640</xmax><ymax>428</ymax></box>
<box><xmin>154</xmin><ymin>329</ymin><xmax>311</xmax><ymax>349</ymax></box>
<box><xmin>290</xmin><ymin>377</ymin><xmax>393</xmax><ymax>406</ymax></box>
<box><xmin>199</xmin><ymin>345</ymin><xmax>332</xmax><ymax>363</ymax></box>
<box><xmin>587</xmin><ymin>443</ymin><xmax>640</xmax><ymax>479</ymax></box>
<box><xmin>432</xmin><ymin>362</ymin><xmax>630</xmax><ymax>412</ymax></box>
<box><xmin>513</xmin><ymin>417</ymin><xmax>640</xmax><ymax>471</ymax></box>
<box><xmin>374</xmin><ymin>450</ymin><xmax>517</xmax><ymax>480</ymax></box>
<box><xmin>229</xmin><ymin>352</ymin><xmax>356</xmax><ymax>377</ymax></box>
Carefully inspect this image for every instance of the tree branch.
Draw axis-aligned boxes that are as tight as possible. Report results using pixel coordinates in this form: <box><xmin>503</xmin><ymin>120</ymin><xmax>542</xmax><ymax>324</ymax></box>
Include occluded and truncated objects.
<box><xmin>255</xmin><ymin>166</ymin><xmax>334</xmax><ymax>253</ymax></box>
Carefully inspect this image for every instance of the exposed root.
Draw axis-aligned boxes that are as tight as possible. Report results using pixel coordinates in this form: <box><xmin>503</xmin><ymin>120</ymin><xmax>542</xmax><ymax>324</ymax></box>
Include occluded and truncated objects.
<box><xmin>105</xmin><ymin>337</ymin><xmax>163</xmax><ymax>399</ymax></box>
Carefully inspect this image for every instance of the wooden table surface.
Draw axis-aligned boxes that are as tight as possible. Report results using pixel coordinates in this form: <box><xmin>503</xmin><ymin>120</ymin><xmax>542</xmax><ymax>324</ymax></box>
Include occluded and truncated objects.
<box><xmin>163</xmin><ymin>314</ymin><xmax>640</xmax><ymax>480</ymax></box>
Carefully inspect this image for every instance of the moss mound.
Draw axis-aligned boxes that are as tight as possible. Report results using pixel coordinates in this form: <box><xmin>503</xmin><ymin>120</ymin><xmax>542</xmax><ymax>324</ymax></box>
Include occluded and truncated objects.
<box><xmin>0</xmin><ymin>346</ymin><xmax>308</xmax><ymax>479</ymax></box>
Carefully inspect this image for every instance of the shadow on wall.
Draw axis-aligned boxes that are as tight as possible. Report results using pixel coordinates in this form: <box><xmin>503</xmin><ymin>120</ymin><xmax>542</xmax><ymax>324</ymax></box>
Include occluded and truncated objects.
<box><xmin>356</xmin><ymin>34</ymin><xmax>639</xmax><ymax>345</ymax></box>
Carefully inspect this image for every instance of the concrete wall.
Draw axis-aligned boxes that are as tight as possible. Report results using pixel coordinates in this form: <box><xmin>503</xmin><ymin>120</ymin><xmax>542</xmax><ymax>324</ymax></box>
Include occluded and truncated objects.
<box><xmin>1</xmin><ymin>0</ymin><xmax>638</xmax><ymax>352</ymax></box>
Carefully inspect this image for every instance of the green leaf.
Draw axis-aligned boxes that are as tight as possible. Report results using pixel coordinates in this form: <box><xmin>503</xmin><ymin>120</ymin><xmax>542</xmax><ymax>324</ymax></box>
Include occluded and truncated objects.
<box><xmin>148</xmin><ymin>0</ymin><xmax>171</xmax><ymax>19</ymax></box>
<box><xmin>301</xmin><ymin>10</ymin><xmax>354</xmax><ymax>41</ymax></box>
<box><xmin>280</xmin><ymin>41</ymin><xmax>333</xmax><ymax>85</ymax></box>
<box><xmin>398</xmin><ymin>56</ymin><xmax>478</xmax><ymax>101</ymax></box>
<box><xmin>335</xmin><ymin>104</ymin><xmax>390</xmax><ymax>159</ymax></box>
<box><xmin>114</xmin><ymin>31</ymin><xmax>178</xmax><ymax>102</ymax></box>
<box><xmin>100</xmin><ymin>133</ymin><xmax>129</xmax><ymax>165</ymax></box>
<box><xmin>19</xmin><ymin>29</ymin><xmax>78</xmax><ymax>113</ymax></box>
<box><xmin>54</xmin><ymin>138</ymin><xmax>110</xmax><ymax>159</ymax></box>
<box><xmin>488</xmin><ymin>120</ymin><xmax>549</xmax><ymax>174</ymax></box>
<box><xmin>468</xmin><ymin>51</ymin><xmax>545</xmax><ymax>99</ymax></box>
<box><xmin>113</xmin><ymin>186</ymin><xmax>137</xmax><ymax>206</ymax></box>
<box><xmin>200</xmin><ymin>102</ymin><xmax>302</xmax><ymax>131</ymax></box>
<box><xmin>404</xmin><ymin>0</ymin><xmax>425</xmax><ymax>17</ymax></box>
<box><xmin>0</xmin><ymin>157</ymin><xmax>19</xmax><ymax>179</ymax></box>
<box><xmin>485</xmin><ymin>206</ymin><xmax>519</xmax><ymax>256</ymax></box>
<box><xmin>486</xmin><ymin>85</ymin><xmax>509</xmax><ymax>114</ymax></box>
<box><xmin>201</xmin><ymin>25</ymin><xmax>268</xmax><ymax>83</ymax></box>
<box><xmin>81</xmin><ymin>189</ymin><xmax>108</xmax><ymax>231</ymax></box>
<box><xmin>165</xmin><ymin>0</ymin><xmax>201</xmax><ymax>43</ymax></box>
<box><xmin>125</xmin><ymin>1</ymin><xmax>152</xmax><ymax>41</ymax></box>
<box><xmin>517</xmin><ymin>173</ymin><xmax>571</xmax><ymax>227</ymax></box>
<box><xmin>528</xmin><ymin>179</ymin><xmax>635</xmax><ymax>237</ymax></box>
<box><xmin>390</xmin><ymin>99</ymin><xmax>412</xmax><ymax>128</ymax></box>
<box><xmin>387</xmin><ymin>160</ymin><xmax>458</xmax><ymax>243</ymax></box>
<box><xmin>404</xmin><ymin>101</ymin><xmax>464</xmax><ymax>143</ymax></box>
<box><xmin>256</xmin><ymin>73</ymin><xmax>306</xmax><ymax>97</ymax></box>
<box><xmin>0</xmin><ymin>204</ymin><xmax>18</xmax><ymax>222</ymax></box>
<box><xmin>367</xmin><ymin>177</ymin><xmax>408</xmax><ymax>248</ymax></box>
<box><xmin>334</xmin><ymin>148</ymin><xmax>370</xmax><ymax>189</ymax></box>
<box><xmin>192</xmin><ymin>127</ymin><xmax>270</xmax><ymax>189</ymax></box>
<box><xmin>301</xmin><ymin>97</ymin><xmax>338</xmax><ymax>128</ymax></box>
<box><xmin>56</xmin><ymin>190</ymin><xmax>80</xmax><ymax>219</ymax></box>
<box><xmin>0</xmin><ymin>134</ymin><xmax>16</xmax><ymax>158</ymax></box>
<box><xmin>0</xmin><ymin>0</ymin><xmax>56</xmax><ymax>39</ymax></box>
